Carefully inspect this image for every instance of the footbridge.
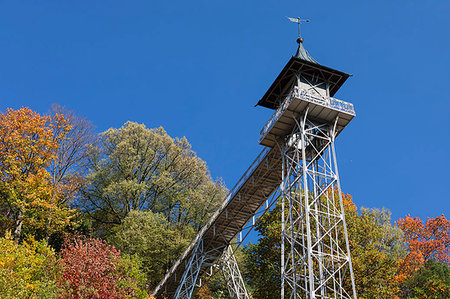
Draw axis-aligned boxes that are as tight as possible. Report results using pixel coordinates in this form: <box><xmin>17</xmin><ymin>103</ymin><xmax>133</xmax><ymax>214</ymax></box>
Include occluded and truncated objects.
<box><xmin>153</xmin><ymin>144</ymin><xmax>283</xmax><ymax>297</ymax></box>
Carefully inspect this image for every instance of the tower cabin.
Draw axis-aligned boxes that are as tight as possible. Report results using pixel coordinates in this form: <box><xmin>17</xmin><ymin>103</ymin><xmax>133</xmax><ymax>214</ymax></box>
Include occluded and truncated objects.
<box><xmin>258</xmin><ymin>37</ymin><xmax>356</xmax><ymax>148</ymax></box>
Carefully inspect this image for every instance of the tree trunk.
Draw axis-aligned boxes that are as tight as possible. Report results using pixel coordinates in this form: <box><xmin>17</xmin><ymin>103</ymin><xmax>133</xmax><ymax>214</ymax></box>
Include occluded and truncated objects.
<box><xmin>13</xmin><ymin>208</ymin><xmax>24</xmax><ymax>242</ymax></box>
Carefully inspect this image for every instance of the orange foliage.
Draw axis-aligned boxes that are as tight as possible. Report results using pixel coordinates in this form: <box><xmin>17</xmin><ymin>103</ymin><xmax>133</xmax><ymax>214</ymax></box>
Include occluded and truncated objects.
<box><xmin>395</xmin><ymin>214</ymin><xmax>450</xmax><ymax>283</ymax></box>
<box><xmin>0</xmin><ymin>107</ymin><xmax>74</xmax><ymax>240</ymax></box>
<box><xmin>342</xmin><ymin>192</ymin><xmax>357</xmax><ymax>212</ymax></box>
<box><xmin>197</xmin><ymin>284</ymin><xmax>213</xmax><ymax>299</ymax></box>
<box><xmin>325</xmin><ymin>189</ymin><xmax>357</xmax><ymax>212</ymax></box>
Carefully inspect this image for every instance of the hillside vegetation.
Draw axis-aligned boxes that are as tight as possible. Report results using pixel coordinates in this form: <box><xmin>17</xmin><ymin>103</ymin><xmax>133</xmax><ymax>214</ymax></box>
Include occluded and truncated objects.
<box><xmin>0</xmin><ymin>107</ymin><xmax>448</xmax><ymax>298</ymax></box>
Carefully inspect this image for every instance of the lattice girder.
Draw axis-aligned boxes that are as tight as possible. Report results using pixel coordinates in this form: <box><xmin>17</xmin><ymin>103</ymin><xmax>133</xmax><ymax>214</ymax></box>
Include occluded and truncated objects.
<box><xmin>279</xmin><ymin>110</ymin><xmax>356</xmax><ymax>299</ymax></box>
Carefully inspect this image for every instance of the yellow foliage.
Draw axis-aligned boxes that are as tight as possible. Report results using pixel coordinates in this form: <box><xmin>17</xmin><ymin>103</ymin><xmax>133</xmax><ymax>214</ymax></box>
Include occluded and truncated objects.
<box><xmin>0</xmin><ymin>107</ymin><xmax>75</xmax><ymax>240</ymax></box>
<box><xmin>0</xmin><ymin>234</ymin><xmax>60</xmax><ymax>298</ymax></box>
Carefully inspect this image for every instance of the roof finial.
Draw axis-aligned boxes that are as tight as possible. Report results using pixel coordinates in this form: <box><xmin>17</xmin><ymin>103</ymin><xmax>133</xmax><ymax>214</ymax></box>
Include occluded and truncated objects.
<box><xmin>286</xmin><ymin>17</ymin><xmax>310</xmax><ymax>44</ymax></box>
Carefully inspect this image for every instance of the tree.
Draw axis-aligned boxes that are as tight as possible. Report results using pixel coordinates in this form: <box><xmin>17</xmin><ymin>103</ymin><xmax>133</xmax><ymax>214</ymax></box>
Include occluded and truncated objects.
<box><xmin>345</xmin><ymin>207</ymin><xmax>407</xmax><ymax>298</ymax></box>
<box><xmin>242</xmin><ymin>193</ymin><xmax>407</xmax><ymax>298</ymax></box>
<box><xmin>0</xmin><ymin>107</ymin><xmax>74</xmax><ymax>241</ymax></box>
<box><xmin>242</xmin><ymin>203</ymin><xmax>281</xmax><ymax>298</ymax></box>
<box><xmin>108</xmin><ymin>210</ymin><xmax>194</xmax><ymax>288</ymax></box>
<box><xmin>58</xmin><ymin>235</ymin><xmax>148</xmax><ymax>298</ymax></box>
<box><xmin>49</xmin><ymin>104</ymin><xmax>96</xmax><ymax>206</ymax></box>
<box><xmin>396</xmin><ymin>214</ymin><xmax>450</xmax><ymax>296</ymax></box>
<box><xmin>403</xmin><ymin>259</ymin><xmax>450</xmax><ymax>298</ymax></box>
<box><xmin>81</xmin><ymin>121</ymin><xmax>226</xmax><ymax>232</ymax></box>
<box><xmin>0</xmin><ymin>232</ymin><xmax>61</xmax><ymax>298</ymax></box>
<box><xmin>397</xmin><ymin>215</ymin><xmax>449</xmax><ymax>265</ymax></box>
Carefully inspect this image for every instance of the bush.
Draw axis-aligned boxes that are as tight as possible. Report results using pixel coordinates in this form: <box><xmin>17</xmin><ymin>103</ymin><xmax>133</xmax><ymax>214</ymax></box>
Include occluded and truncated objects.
<box><xmin>0</xmin><ymin>233</ymin><xmax>60</xmax><ymax>298</ymax></box>
<box><xmin>59</xmin><ymin>235</ymin><xmax>148</xmax><ymax>298</ymax></box>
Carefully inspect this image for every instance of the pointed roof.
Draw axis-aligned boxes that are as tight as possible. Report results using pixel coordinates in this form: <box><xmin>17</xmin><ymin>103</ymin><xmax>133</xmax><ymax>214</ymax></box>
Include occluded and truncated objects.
<box><xmin>295</xmin><ymin>38</ymin><xmax>318</xmax><ymax>64</ymax></box>
<box><xmin>256</xmin><ymin>39</ymin><xmax>350</xmax><ymax>110</ymax></box>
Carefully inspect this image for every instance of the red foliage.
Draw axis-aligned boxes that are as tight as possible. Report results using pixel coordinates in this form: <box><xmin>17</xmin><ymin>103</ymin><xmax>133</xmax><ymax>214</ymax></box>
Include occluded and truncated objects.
<box><xmin>395</xmin><ymin>214</ymin><xmax>450</xmax><ymax>283</ymax></box>
<box><xmin>58</xmin><ymin>235</ymin><xmax>124</xmax><ymax>299</ymax></box>
<box><xmin>397</xmin><ymin>215</ymin><xmax>450</xmax><ymax>263</ymax></box>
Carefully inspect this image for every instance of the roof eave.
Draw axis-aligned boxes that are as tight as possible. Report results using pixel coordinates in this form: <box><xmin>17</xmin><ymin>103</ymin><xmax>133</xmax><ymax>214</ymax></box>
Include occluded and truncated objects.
<box><xmin>256</xmin><ymin>56</ymin><xmax>350</xmax><ymax>109</ymax></box>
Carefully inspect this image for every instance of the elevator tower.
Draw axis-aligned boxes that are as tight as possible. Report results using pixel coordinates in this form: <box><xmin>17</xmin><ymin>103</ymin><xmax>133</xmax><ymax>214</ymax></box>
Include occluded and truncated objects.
<box><xmin>257</xmin><ymin>34</ymin><xmax>357</xmax><ymax>298</ymax></box>
<box><xmin>154</xmin><ymin>25</ymin><xmax>357</xmax><ymax>299</ymax></box>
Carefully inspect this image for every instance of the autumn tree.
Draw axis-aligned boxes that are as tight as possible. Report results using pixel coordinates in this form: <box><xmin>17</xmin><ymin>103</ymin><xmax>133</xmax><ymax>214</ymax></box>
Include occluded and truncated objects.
<box><xmin>345</xmin><ymin>207</ymin><xmax>407</xmax><ymax>297</ymax></box>
<box><xmin>0</xmin><ymin>107</ymin><xmax>74</xmax><ymax>241</ymax></box>
<box><xmin>397</xmin><ymin>215</ymin><xmax>449</xmax><ymax>265</ymax></box>
<box><xmin>0</xmin><ymin>233</ymin><xmax>61</xmax><ymax>298</ymax></box>
<box><xmin>396</xmin><ymin>214</ymin><xmax>450</xmax><ymax>296</ymax></box>
<box><xmin>80</xmin><ymin>121</ymin><xmax>226</xmax><ymax>232</ymax></box>
<box><xmin>58</xmin><ymin>235</ymin><xmax>148</xmax><ymax>298</ymax></box>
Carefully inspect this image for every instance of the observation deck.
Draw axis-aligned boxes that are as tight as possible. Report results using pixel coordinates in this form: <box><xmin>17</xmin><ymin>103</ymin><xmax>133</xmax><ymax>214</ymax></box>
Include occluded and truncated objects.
<box><xmin>259</xmin><ymin>86</ymin><xmax>355</xmax><ymax>148</ymax></box>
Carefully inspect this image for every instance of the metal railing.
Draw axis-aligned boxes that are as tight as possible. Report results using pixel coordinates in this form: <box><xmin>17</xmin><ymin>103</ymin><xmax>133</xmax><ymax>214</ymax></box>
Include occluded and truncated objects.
<box><xmin>259</xmin><ymin>87</ymin><xmax>355</xmax><ymax>142</ymax></box>
<box><xmin>226</xmin><ymin>147</ymin><xmax>271</xmax><ymax>203</ymax></box>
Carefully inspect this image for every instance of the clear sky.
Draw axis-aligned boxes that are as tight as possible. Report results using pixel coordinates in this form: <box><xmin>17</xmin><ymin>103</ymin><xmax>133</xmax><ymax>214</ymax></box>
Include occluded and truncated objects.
<box><xmin>1</xmin><ymin>1</ymin><xmax>449</xmax><ymax>223</ymax></box>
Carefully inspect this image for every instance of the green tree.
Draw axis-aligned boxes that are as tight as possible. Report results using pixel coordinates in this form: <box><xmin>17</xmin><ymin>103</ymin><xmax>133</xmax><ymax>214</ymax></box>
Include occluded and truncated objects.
<box><xmin>403</xmin><ymin>259</ymin><xmax>450</xmax><ymax>298</ymax></box>
<box><xmin>345</xmin><ymin>207</ymin><xmax>407</xmax><ymax>298</ymax></box>
<box><xmin>242</xmin><ymin>204</ymin><xmax>281</xmax><ymax>298</ymax></box>
<box><xmin>81</xmin><ymin>121</ymin><xmax>226</xmax><ymax>233</ymax></box>
<box><xmin>108</xmin><ymin>210</ymin><xmax>194</xmax><ymax>288</ymax></box>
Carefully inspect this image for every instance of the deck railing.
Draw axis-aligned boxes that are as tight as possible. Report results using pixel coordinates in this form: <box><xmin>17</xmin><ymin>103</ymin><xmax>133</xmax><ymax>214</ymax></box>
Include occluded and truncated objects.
<box><xmin>259</xmin><ymin>87</ymin><xmax>355</xmax><ymax>143</ymax></box>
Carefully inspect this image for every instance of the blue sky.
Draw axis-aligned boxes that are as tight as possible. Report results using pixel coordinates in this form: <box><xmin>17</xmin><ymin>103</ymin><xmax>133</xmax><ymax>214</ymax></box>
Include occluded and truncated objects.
<box><xmin>1</xmin><ymin>1</ymin><xmax>449</xmax><ymax>223</ymax></box>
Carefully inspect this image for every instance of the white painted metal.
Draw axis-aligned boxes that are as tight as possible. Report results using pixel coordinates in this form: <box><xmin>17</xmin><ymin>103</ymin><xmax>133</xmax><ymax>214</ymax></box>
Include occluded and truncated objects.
<box><xmin>259</xmin><ymin>85</ymin><xmax>354</xmax><ymax>149</ymax></box>
<box><xmin>220</xmin><ymin>246</ymin><xmax>250</xmax><ymax>299</ymax></box>
<box><xmin>279</xmin><ymin>106</ymin><xmax>357</xmax><ymax>298</ymax></box>
<box><xmin>173</xmin><ymin>239</ymin><xmax>205</xmax><ymax>299</ymax></box>
<box><xmin>173</xmin><ymin>241</ymin><xmax>250</xmax><ymax>299</ymax></box>
<box><xmin>153</xmin><ymin>146</ymin><xmax>283</xmax><ymax>297</ymax></box>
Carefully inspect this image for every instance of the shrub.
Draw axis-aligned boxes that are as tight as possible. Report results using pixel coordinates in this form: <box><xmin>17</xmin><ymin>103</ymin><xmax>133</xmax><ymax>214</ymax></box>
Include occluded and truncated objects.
<box><xmin>0</xmin><ymin>233</ymin><xmax>60</xmax><ymax>298</ymax></box>
<box><xmin>59</xmin><ymin>235</ymin><xmax>148</xmax><ymax>298</ymax></box>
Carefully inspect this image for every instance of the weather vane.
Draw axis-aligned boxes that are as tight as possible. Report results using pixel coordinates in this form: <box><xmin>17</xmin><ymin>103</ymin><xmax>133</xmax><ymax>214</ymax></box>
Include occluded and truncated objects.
<box><xmin>286</xmin><ymin>16</ymin><xmax>310</xmax><ymax>42</ymax></box>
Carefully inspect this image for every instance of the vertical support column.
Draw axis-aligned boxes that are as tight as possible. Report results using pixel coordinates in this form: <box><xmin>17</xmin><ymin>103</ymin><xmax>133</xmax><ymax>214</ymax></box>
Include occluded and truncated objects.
<box><xmin>299</xmin><ymin>114</ymin><xmax>316</xmax><ymax>298</ymax></box>
<box><xmin>174</xmin><ymin>239</ymin><xmax>205</xmax><ymax>299</ymax></box>
<box><xmin>330</xmin><ymin>123</ymin><xmax>357</xmax><ymax>299</ymax></box>
<box><xmin>280</xmin><ymin>111</ymin><xmax>357</xmax><ymax>298</ymax></box>
<box><xmin>220</xmin><ymin>245</ymin><xmax>250</xmax><ymax>299</ymax></box>
<box><xmin>281</xmin><ymin>147</ymin><xmax>286</xmax><ymax>299</ymax></box>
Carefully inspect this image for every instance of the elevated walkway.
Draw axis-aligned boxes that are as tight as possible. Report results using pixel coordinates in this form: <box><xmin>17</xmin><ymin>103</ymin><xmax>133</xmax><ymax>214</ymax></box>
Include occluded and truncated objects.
<box><xmin>154</xmin><ymin>146</ymin><xmax>283</xmax><ymax>297</ymax></box>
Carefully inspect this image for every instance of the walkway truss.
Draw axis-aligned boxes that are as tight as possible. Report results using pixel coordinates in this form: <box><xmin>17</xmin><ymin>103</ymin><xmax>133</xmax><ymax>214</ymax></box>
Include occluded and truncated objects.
<box><xmin>154</xmin><ymin>81</ymin><xmax>357</xmax><ymax>298</ymax></box>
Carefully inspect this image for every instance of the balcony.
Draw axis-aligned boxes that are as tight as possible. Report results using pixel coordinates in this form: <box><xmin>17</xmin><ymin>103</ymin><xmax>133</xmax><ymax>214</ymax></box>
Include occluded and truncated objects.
<box><xmin>259</xmin><ymin>87</ymin><xmax>355</xmax><ymax>147</ymax></box>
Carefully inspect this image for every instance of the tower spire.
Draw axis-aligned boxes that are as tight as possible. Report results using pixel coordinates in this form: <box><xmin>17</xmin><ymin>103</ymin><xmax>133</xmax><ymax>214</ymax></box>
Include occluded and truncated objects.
<box><xmin>287</xmin><ymin>17</ymin><xmax>318</xmax><ymax>64</ymax></box>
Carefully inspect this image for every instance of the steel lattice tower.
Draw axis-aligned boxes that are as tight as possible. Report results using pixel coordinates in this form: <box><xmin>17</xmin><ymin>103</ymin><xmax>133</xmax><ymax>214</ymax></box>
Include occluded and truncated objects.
<box><xmin>153</xmin><ymin>26</ymin><xmax>357</xmax><ymax>298</ymax></box>
<box><xmin>258</xmin><ymin>37</ymin><xmax>357</xmax><ymax>297</ymax></box>
<box><xmin>278</xmin><ymin>90</ymin><xmax>356</xmax><ymax>298</ymax></box>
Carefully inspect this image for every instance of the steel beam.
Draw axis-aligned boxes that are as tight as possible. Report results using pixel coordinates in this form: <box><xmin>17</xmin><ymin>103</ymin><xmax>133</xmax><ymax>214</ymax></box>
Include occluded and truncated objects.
<box><xmin>220</xmin><ymin>246</ymin><xmax>250</xmax><ymax>299</ymax></box>
<box><xmin>174</xmin><ymin>239</ymin><xmax>205</xmax><ymax>299</ymax></box>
